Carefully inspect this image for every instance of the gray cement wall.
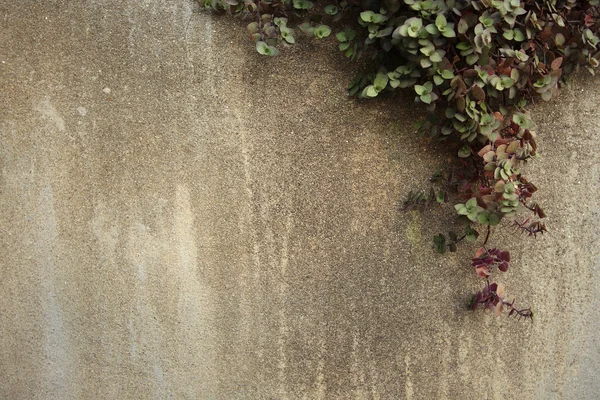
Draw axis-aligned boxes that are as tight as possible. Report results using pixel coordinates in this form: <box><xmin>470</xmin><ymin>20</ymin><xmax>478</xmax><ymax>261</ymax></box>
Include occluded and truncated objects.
<box><xmin>1</xmin><ymin>1</ymin><xmax>599</xmax><ymax>399</ymax></box>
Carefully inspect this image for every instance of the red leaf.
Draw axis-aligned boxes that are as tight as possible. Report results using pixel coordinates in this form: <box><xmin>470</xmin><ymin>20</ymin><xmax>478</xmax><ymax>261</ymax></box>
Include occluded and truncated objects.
<box><xmin>494</xmin><ymin>138</ymin><xmax>510</xmax><ymax>146</ymax></box>
<box><xmin>476</xmin><ymin>265</ymin><xmax>491</xmax><ymax>278</ymax></box>
<box><xmin>474</xmin><ymin>247</ymin><xmax>486</xmax><ymax>258</ymax></box>
<box><xmin>499</xmin><ymin>251</ymin><xmax>510</xmax><ymax>262</ymax></box>
<box><xmin>539</xmin><ymin>24</ymin><xmax>552</xmax><ymax>40</ymax></box>
<box><xmin>478</xmin><ymin>144</ymin><xmax>492</xmax><ymax>158</ymax></box>
<box><xmin>482</xmin><ymin>257</ymin><xmax>495</xmax><ymax>265</ymax></box>
<box><xmin>496</xmin><ymin>60</ymin><xmax>511</xmax><ymax>76</ymax></box>
<box><xmin>495</xmin><ymin>301</ymin><xmax>504</xmax><ymax>316</ymax></box>
<box><xmin>496</xmin><ymin>283</ymin><xmax>505</xmax><ymax>298</ymax></box>
<box><xmin>535</xmin><ymin>204</ymin><xmax>546</xmax><ymax>219</ymax></box>
<box><xmin>472</xmin><ymin>85</ymin><xmax>486</xmax><ymax>102</ymax></box>
<box><xmin>551</xmin><ymin>57</ymin><xmax>563</xmax><ymax>71</ymax></box>
<box><xmin>499</xmin><ymin>261</ymin><xmax>509</xmax><ymax>272</ymax></box>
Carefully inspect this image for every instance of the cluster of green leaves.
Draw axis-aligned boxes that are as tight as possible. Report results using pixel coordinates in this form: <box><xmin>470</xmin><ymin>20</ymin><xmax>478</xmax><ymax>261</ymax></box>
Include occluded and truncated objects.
<box><xmin>433</xmin><ymin>226</ymin><xmax>478</xmax><ymax>253</ymax></box>
<box><xmin>204</xmin><ymin>0</ymin><xmax>344</xmax><ymax>53</ymax></box>
<box><xmin>204</xmin><ymin>0</ymin><xmax>600</xmax><ymax>318</ymax></box>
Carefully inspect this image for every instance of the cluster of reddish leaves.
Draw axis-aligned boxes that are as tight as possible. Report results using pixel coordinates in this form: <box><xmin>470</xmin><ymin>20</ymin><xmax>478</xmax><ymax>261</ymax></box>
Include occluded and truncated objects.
<box><xmin>472</xmin><ymin>247</ymin><xmax>510</xmax><ymax>278</ymax></box>
<box><xmin>470</xmin><ymin>247</ymin><xmax>532</xmax><ymax>320</ymax></box>
<box><xmin>471</xmin><ymin>281</ymin><xmax>533</xmax><ymax>320</ymax></box>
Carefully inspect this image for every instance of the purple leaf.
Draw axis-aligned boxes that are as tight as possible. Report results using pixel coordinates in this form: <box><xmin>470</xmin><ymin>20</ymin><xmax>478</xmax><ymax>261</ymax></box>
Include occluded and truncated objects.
<box><xmin>476</xmin><ymin>265</ymin><xmax>491</xmax><ymax>278</ymax></box>
<box><xmin>499</xmin><ymin>251</ymin><xmax>510</xmax><ymax>262</ymax></box>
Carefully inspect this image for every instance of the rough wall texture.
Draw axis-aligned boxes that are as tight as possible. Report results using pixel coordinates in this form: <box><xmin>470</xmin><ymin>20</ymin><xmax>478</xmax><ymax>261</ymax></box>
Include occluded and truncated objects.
<box><xmin>1</xmin><ymin>1</ymin><xmax>599</xmax><ymax>399</ymax></box>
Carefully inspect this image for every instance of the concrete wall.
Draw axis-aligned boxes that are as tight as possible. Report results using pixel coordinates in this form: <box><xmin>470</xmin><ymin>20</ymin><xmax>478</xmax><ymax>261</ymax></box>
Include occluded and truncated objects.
<box><xmin>1</xmin><ymin>1</ymin><xmax>598</xmax><ymax>398</ymax></box>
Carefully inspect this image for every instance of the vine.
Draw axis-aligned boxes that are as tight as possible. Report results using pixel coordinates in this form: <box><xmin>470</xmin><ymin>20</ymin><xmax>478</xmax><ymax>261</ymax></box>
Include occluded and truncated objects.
<box><xmin>204</xmin><ymin>0</ymin><xmax>600</xmax><ymax>320</ymax></box>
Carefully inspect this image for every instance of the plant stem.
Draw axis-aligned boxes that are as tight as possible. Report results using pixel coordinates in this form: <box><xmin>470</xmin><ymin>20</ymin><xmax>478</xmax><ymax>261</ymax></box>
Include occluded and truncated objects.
<box><xmin>483</xmin><ymin>225</ymin><xmax>491</xmax><ymax>245</ymax></box>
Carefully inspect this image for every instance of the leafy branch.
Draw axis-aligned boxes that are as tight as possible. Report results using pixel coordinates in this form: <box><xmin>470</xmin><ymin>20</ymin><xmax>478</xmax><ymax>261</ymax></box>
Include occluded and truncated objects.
<box><xmin>203</xmin><ymin>0</ymin><xmax>600</xmax><ymax>320</ymax></box>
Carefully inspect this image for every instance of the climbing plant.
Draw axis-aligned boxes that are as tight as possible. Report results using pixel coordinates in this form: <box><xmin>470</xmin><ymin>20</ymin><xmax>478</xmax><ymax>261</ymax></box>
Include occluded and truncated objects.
<box><xmin>204</xmin><ymin>0</ymin><xmax>600</xmax><ymax>320</ymax></box>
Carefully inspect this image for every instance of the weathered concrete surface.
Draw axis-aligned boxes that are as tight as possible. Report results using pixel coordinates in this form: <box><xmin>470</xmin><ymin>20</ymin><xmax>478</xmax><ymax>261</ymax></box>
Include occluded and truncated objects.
<box><xmin>1</xmin><ymin>1</ymin><xmax>599</xmax><ymax>399</ymax></box>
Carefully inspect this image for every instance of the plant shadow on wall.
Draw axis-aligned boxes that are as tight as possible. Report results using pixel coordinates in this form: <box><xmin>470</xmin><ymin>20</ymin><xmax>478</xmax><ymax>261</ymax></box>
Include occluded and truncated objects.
<box><xmin>203</xmin><ymin>0</ymin><xmax>600</xmax><ymax>320</ymax></box>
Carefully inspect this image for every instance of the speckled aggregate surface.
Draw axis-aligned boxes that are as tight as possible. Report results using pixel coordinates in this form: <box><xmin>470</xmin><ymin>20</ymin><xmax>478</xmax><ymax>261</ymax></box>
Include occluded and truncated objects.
<box><xmin>1</xmin><ymin>1</ymin><xmax>599</xmax><ymax>399</ymax></box>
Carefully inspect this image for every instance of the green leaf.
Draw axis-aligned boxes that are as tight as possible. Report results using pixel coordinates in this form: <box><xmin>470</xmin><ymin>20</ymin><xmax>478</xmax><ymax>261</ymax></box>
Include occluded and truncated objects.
<box><xmin>274</xmin><ymin>17</ymin><xmax>287</xmax><ymax>27</ymax></box>
<box><xmin>409</xmin><ymin>17</ymin><xmax>422</xmax><ymax>29</ymax></box>
<box><xmin>433</xmin><ymin>234</ymin><xmax>447</xmax><ymax>254</ymax></box>
<box><xmin>505</xmin><ymin>14</ymin><xmax>515</xmax><ymax>26</ymax></box>
<box><xmin>512</xmin><ymin>112</ymin><xmax>526</xmax><ymax>127</ymax></box>
<box><xmin>314</xmin><ymin>25</ymin><xmax>332</xmax><ymax>39</ymax></box>
<box><xmin>414</xmin><ymin>85</ymin><xmax>427</xmax><ymax>95</ymax></box>
<box><xmin>360</xmin><ymin>10</ymin><xmax>375</xmax><ymax>22</ymax></box>
<box><xmin>366</xmin><ymin>85</ymin><xmax>379</xmax><ymax>97</ymax></box>
<box><xmin>458</xmin><ymin>18</ymin><xmax>468</xmax><ymax>34</ymax></box>
<box><xmin>374</xmin><ymin>73</ymin><xmax>389</xmax><ymax>91</ymax></box>
<box><xmin>339</xmin><ymin>42</ymin><xmax>351</xmax><ymax>51</ymax></box>
<box><xmin>477</xmin><ymin>213</ymin><xmax>490</xmax><ymax>225</ymax></box>
<box><xmin>465</xmin><ymin>227</ymin><xmax>479</xmax><ymax>242</ymax></box>
<box><xmin>515</xmin><ymin>51</ymin><xmax>529</xmax><ymax>62</ymax></box>
<box><xmin>489</xmin><ymin>213</ymin><xmax>501</xmax><ymax>226</ymax></box>
<box><xmin>377</xmin><ymin>26</ymin><xmax>394</xmax><ymax>37</ymax></box>
<box><xmin>324</xmin><ymin>4</ymin><xmax>338</xmax><ymax>15</ymax></box>
<box><xmin>371</xmin><ymin>14</ymin><xmax>385</xmax><ymax>24</ymax></box>
<box><xmin>441</xmin><ymin>69</ymin><xmax>454</xmax><ymax>79</ymax></box>
<box><xmin>456</xmin><ymin>42</ymin><xmax>470</xmax><ymax>51</ymax></box>
<box><xmin>436</xmin><ymin>190</ymin><xmax>446</xmax><ymax>203</ymax></box>
<box><xmin>256</xmin><ymin>41</ymin><xmax>279</xmax><ymax>56</ymax></box>
<box><xmin>430</xmin><ymin>51</ymin><xmax>443</xmax><ymax>63</ymax></box>
<box><xmin>458</xmin><ymin>145</ymin><xmax>471</xmax><ymax>158</ymax></box>
<box><xmin>467</xmin><ymin>212</ymin><xmax>479</xmax><ymax>222</ymax></box>
<box><xmin>466</xmin><ymin>54</ymin><xmax>478</xmax><ymax>65</ymax></box>
<box><xmin>420</xmin><ymin>57</ymin><xmax>432</xmax><ymax>68</ymax></box>
<box><xmin>425</xmin><ymin>24</ymin><xmax>438</xmax><ymax>35</ymax></box>
<box><xmin>293</xmin><ymin>0</ymin><xmax>313</xmax><ymax>9</ymax></box>
<box><xmin>435</xmin><ymin>14</ymin><xmax>447</xmax><ymax>29</ymax></box>
<box><xmin>454</xmin><ymin>112</ymin><xmax>466</xmax><ymax>122</ymax></box>
<box><xmin>247</xmin><ymin>22</ymin><xmax>259</xmax><ymax>34</ymax></box>
<box><xmin>336</xmin><ymin>31</ymin><xmax>348</xmax><ymax>42</ymax></box>
<box><xmin>455</xmin><ymin>204</ymin><xmax>468</xmax><ymax>215</ymax></box>
<box><xmin>282</xmin><ymin>31</ymin><xmax>295</xmax><ymax>44</ymax></box>
<box><xmin>442</xmin><ymin>27</ymin><xmax>456</xmax><ymax>38</ymax></box>
<box><xmin>420</xmin><ymin>93</ymin><xmax>432</xmax><ymax>104</ymax></box>
<box><xmin>500</xmin><ymin>77</ymin><xmax>515</xmax><ymax>88</ymax></box>
<box><xmin>513</xmin><ymin>28</ymin><xmax>525</xmax><ymax>41</ymax></box>
<box><xmin>420</xmin><ymin>42</ymin><xmax>435</xmax><ymax>56</ymax></box>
